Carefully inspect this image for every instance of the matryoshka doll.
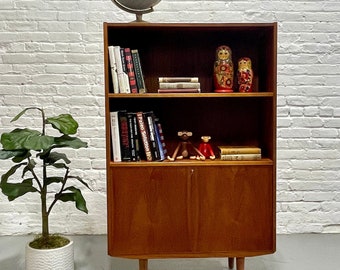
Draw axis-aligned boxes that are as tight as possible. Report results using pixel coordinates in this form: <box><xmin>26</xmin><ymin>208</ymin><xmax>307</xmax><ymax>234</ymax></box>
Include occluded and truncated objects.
<box><xmin>237</xmin><ymin>57</ymin><xmax>253</xmax><ymax>92</ymax></box>
<box><xmin>213</xmin><ymin>45</ymin><xmax>234</xmax><ymax>93</ymax></box>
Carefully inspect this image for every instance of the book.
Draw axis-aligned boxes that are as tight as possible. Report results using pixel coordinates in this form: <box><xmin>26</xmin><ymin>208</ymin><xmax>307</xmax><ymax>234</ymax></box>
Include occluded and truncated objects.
<box><xmin>110</xmin><ymin>111</ymin><xmax>122</xmax><ymax>162</ymax></box>
<box><xmin>131</xmin><ymin>113</ymin><xmax>141</xmax><ymax>161</ymax></box>
<box><xmin>153</xmin><ymin>117</ymin><xmax>166</xmax><ymax>160</ymax></box>
<box><xmin>127</xmin><ymin>113</ymin><xmax>137</xmax><ymax>161</ymax></box>
<box><xmin>159</xmin><ymin>82</ymin><xmax>201</xmax><ymax>89</ymax></box>
<box><xmin>131</xmin><ymin>49</ymin><xmax>147</xmax><ymax>93</ymax></box>
<box><xmin>124</xmin><ymin>47</ymin><xmax>138</xmax><ymax>93</ymax></box>
<box><xmin>136</xmin><ymin>111</ymin><xmax>153</xmax><ymax>161</ymax></box>
<box><xmin>108</xmin><ymin>46</ymin><xmax>119</xmax><ymax>94</ymax></box>
<box><xmin>155</xmin><ymin>117</ymin><xmax>167</xmax><ymax>157</ymax></box>
<box><xmin>145</xmin><ymin>111</ymin><xmax>161</xmax><ymax>161</ymax></box>
<box><xmin>220</xmin><ymin>153</ymin><xmax>261</xmax><ymax>161</ymax></box>
<box><xmin>113</xmin><ymin>45</ymin><xmax>130</xmax><ymax>93</ymax></box>
<box><xmin>158</xmin><ymin>77</ymin><xmax>199</xmax><ymax>83</ymax></box>
<box><xmin>158</xmin><ymin>88</ymin><xmax>201</xmax><ymax>93</ymax></box>
<box><xmin>118</xmin><ymin>111</ymin><xmax>131</xmax><ymax>161</ymax></box>
<box><xmin>218</xmin><ymin>145</ymin><xmax>261</xmax><ymax>155</ymax></box>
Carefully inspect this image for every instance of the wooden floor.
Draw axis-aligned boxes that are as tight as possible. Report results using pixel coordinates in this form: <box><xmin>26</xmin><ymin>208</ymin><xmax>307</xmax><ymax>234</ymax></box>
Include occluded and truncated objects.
<box><xmin>1</xmin><ymin>234</ymin><xmax>340</xmax><ymax>270</ymax></box>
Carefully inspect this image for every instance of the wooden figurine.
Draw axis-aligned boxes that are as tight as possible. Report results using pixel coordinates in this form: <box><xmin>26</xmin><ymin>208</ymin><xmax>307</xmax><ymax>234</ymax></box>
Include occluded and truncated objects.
<box><xmin>167</xmin><ymin>131</ymin><xmax>205</xmax><ymax>161</ymax></box>
<box><xmin>214</xmin><ymin>45</ymin><xmax>234</xmax><ymax>93</ymax></box>
<box><xmin>198</xmin><ymin>136</ymin><xmax>216</xmax><ymax>160</ymax></box>
<box><xmin>237</xmin><ymin>57</ymin><xmax>253</xmax><ymax>92</ymax></box>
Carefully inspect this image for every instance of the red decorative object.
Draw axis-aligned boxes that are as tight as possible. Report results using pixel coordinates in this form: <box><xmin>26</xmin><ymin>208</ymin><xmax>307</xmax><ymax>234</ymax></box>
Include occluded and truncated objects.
<box><xmin>213</xmin><ymin>45</ymin><xmax>234</xmax><ymax>93</ymax></box>
<box><xmin>237</xmin><ymin>57</ymin><xmax>253</xmax><ymax>92</ymax></box>
<box><xmin>198</xmin><ymin>136</ymin><xmax>216</xmax><ymax>160</ymax></box>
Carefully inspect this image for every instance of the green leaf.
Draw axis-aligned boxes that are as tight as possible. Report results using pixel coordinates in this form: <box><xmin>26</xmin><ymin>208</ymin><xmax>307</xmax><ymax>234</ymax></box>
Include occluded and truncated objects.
<box><xmin>68</xmin><ymin>176</ymin><xmax>92</xmax><ymax>190</ymax></box>
<box><xmin>54</xmin><ymin>135</ymin><xmax>88</xmax><ymax>149</ymax></box>
<box><xmin>46</xmin><ymin>177</ymin><xmax>64</xmax><ymax>185</ymax></box>
<box><xmin>1</xmin><ymin>129</ymin><xmax>54</xmax><ymax>151</ymax></box>
<box><xmin>0</xmin><ymin>149</ymin><xmax>28</xmax><ymax>160</ymax></box>
<box><xmin>10</xmin><ymin>107</ymin><xmax>41</xmax><ymax>123</ymax></box>
<box><xmin>46</xmin><ymin>114</ymin><xmax>79</xmax><ymax>135</ymax></box>
<box><xmin>57</xmin><ymin>187</ymin><xmax>88</xmax><ymax>214</ymax></box>
<box><xmin>0</xmin><ymin>164</ymin><xmax>38</xmax><ymax>201</ymax></box>
<box><xmin>45</xmin><ymin>152</ymin><xmax>71</xmax><ymax>165</ymax></box>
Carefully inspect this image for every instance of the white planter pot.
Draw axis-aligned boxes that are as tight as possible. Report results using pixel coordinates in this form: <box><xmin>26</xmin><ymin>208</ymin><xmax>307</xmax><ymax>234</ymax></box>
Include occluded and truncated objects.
<box><xmin>25</xmin><ymin>240</ymin><xmax>74</xmax><ymax>270</ymax></box>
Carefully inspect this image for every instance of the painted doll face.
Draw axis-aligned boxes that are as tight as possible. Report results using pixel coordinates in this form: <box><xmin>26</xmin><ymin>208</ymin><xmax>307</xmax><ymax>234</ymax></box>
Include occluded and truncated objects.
<box><xmin>216</xmin><ymin>46</ymin><xmax>231</xmax><ymax>61</ymax></box>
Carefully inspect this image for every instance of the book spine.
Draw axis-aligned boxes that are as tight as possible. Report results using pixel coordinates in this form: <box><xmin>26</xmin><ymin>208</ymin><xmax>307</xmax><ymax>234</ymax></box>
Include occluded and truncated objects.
<box><xmin>155</xmin><ymin>118</ymin><xmax>167</xmax><ymax>156</ymax></box>
<box><xmin>136</xmin><ymin>111</ymin><xmax>153</xmax><ymax>161</ymax></box>
<box><xmin>113</xmin><ymin>46</ymin><xmax>130</xmax><ymax>93</ymax></box>
<box><xmin>131</xmin><ymin>49</ymin><xmax>147</xmax><ymax>93</ymax></box>
<box><xmin>108</xmin><ymin>46</ymin><xmax>119</xmax><ymax>94</ymax></box>
<box><xmin>159</xmin><ymin>82</ymin><xmax>201</xmax><ymax>89</ymax></box>
<box><xmin>158</xmin><ymin>88</ymin><xmax>201</xmax><ymax>93</ymax></box>
<box><xmin>118</xmin><ymin>111</ymin><xmax>131</xmax><ymax>161</ymax></box>
<box><xmin>220</xmin><ymin>153</ymin><xmax>261</xmax><ymax>161</ymax></box>
<box><xmin>132</xmin><ymin>113</ymin><xmax>141</xmax><ymax>161</ymax></box>
<box><xmin>158</xmin><ymin>77</ymin><xmax>199</xmax><ymax>83</ymax></box>
<box><xmin>153</xmin><ymin>117</ymin><xmax>165</xmax><ymax>160</ymax></box>
<box><xmin>124</xmin><ymin>48</ymin><xmax>138</xmax><ymax>93</ymax></box>
<box><xmin>110</xmin><ymin>111</ymin><xmax>121</xmax><ymax>162</ymax></box>
<box><xmin>127</xmin><ymin>112</ymin><xmax>137</xmax><ymax>161</ymax></box>
<box><xmin>145</xmin><ymin>112</ymin><xmax>161</xmax><ymax>161</ymax></box>
<box><xmin>218</xmin><ymin>147</ymin><xmax>261</xmax><ymax>155</ymax></box>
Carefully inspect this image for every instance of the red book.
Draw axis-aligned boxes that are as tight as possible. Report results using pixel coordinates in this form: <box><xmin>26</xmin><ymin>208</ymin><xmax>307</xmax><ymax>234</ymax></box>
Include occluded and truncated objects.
<box><xmin>124</xmin><ymin>48</ymin><xmax>138</xmax><ymax>93</ymax></box>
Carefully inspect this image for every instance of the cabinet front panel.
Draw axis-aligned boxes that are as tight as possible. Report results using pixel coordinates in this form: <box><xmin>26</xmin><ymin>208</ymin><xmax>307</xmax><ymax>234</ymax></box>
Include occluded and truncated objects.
<box><xmin>108</xmin><ymin>165</ymin><xmax>274</xmax><ymax>257</ymax></box>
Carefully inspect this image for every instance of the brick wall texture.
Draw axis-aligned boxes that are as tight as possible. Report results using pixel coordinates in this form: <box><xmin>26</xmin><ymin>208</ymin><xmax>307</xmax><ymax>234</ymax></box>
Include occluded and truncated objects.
<box><xmin>1</xmin><ymin>1</ymin><xmax>340</xmax><ymax>235</ymax></box>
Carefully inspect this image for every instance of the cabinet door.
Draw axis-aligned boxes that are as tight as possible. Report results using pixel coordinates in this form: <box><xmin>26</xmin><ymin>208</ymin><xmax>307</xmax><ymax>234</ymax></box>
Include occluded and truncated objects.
<box><xmin>108</xmin><ymin>165</ymin><xmax>274</xmax><ymax>257</ymax></box>
<box><xmin>192</xmin><ymin>165</ymin><xmax>275</xmax><ymax>255</ymax></box>
<box><xmin>108</xmin><ymin>166</ymin><xmax>193</xmax><ymax>256</ymax></box>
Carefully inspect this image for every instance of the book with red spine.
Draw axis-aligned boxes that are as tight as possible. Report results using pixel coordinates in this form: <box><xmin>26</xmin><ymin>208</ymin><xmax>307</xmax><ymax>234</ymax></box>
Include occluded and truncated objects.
<box><xmin>124</xmin><ymin>48</ymin><xmax>138</xmax><ymax>93</ymax></box>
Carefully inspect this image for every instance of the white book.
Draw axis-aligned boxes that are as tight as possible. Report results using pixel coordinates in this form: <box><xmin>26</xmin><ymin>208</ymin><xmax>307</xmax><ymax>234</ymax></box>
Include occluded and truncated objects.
<box><xmin>113</xmin><ymin>46</ymin><xmax>130</xmax><ymax>93</ymax></box>
<box><xmin>108</xmin><ymin>46</ymin><xmax>119</xmax><ymax>94</ymax></box>
<box><xmin>110</xmin><ymin>111</ymin><xmax>121</xmax><ymax>162</ymax></box>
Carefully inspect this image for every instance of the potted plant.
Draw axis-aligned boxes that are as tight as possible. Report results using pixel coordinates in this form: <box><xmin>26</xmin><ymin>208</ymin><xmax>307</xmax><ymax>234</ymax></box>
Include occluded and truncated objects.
<box><xmin>0</xmin><ymin>107</ymin><xmax>90</xmax><ymax>270</ymax></box>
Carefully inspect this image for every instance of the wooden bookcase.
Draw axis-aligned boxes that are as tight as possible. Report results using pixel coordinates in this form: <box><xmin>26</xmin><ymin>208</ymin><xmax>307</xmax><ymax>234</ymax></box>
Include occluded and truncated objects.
<box><xmin>104</xmin><ymin>22</ymin><xmax>277</xmax><ymax>270</ymax></box>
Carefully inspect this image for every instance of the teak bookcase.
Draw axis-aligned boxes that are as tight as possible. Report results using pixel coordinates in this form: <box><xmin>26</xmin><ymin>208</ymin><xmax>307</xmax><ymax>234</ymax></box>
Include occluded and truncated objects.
<box><xmin>104</xmin><ymin>22</ymin><xmax>277</xmax><ymax>270</ymax></box>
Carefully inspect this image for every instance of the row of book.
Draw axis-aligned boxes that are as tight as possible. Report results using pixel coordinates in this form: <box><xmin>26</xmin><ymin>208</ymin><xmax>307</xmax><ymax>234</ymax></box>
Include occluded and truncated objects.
<box><xmin>158</xmin><ymin>77</ymin><xmax>201</xmax><ymax>93</ymax></box>
<box><xmin>218</xmin><ymin>145</ymin><xmax>262</xmax><ymax>160</ymax></box>
<box><xmin>108</xmin><ymin>45</ymin><xmax>146</xmax><ymax>94</ymax></box>
<box><xmin>110</xmin><ymin>111</ymin><xmax>167</xmax><ymax>162</ymax></box>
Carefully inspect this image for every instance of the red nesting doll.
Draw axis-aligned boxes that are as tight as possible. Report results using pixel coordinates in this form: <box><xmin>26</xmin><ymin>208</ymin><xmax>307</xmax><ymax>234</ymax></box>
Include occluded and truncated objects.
<box><xmin>237</xmin><ymin>57</ymin><xmax>253</xmax><ymax>92</ymax></box>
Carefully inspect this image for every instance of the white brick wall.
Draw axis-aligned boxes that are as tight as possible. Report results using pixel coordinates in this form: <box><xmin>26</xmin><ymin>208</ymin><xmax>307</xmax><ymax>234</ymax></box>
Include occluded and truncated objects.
<box><xmin>0</xmin><ymin>0</ymin><xmax>339</xmax><ymax>235</ymax></box>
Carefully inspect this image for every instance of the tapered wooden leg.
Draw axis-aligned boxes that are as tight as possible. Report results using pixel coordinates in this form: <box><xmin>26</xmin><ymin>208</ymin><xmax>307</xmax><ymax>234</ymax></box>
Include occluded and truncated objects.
<box><xmin>236</xmin><ymin>257</ymin><xmax>245</xmax><ymax>270</ymax></box>
<box><xmin>228</xmin><ymin>257</ymin><xmax>235</xmax><ymax>269</ymax></box>
<box><xmin>139</xmin><ymin>259</ymin><xmax>148</xmax><ymax>270</ymax></box>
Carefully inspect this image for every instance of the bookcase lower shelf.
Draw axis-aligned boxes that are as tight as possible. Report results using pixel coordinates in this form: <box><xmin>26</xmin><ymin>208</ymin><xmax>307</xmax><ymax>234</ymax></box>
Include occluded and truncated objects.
<box><xmin>107</xmin><ymin>165</ymin><xmax>275</xmax><ymax>270</ymax></box>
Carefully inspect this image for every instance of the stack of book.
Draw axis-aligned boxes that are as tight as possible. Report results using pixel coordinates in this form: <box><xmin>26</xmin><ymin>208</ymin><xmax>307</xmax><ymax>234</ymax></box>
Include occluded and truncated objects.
<box><xmin>110</xmin><ymin>110</ymin><xmax>167</xmax><ymax>162</ymax></box>
<box><xmin>108</xmin><ymin>45</ymin><xmax>146</xmax><ymax>94</ymax></box>
<box><xmin>158</xmin><ymin>77</ymin><xmax>201</xmax><ymax>93</ymax></box>
<box><xmin>218</xmin><ymin>145</ymin><xmax>262</xmax><ymax>160</ymax></box>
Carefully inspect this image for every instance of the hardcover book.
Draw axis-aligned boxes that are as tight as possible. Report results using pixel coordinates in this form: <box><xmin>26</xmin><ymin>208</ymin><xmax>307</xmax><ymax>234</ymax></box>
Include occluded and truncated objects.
<box><xmin>158</xmin><ymin>77</ymin><xmax>199</xmax><ymax>83</ymax></box>
<box><xmin>124</xmin><ymin>47</ymin><xmax>138</xmax><ymax>93</ymax></box>
<box><xmin>218</xmin><ymin>145</ymin><xmax>261</xmax><ymax>155</ymax></box>
<box><xmin>136</xmin><ymin>111</ymin><xmax>153</xmax><ymax>161</ymax></box>
<box><xmin>110</xmin><ymin>111</ymin><xmax>122</xmax><ymax>162</ymax></box>
<box><xmin>108</xmin><ymin>46</ymin><xmax>119</xmax><ymax>94</ymax></box>
<box><xmin>159</xmin><ymin>82</ymin><xmax>201</xmax><ymax>89</ymax></box>
<box><xmin>131</xmin><ymin>49</ymin><xmax>147</xmax><ymax>93</ymax></box>
<box><xmin>158</xmin><ymin>88</ymin><xmax>200</xmax><ymax>93</ymax></box>
<box><xmin>220</xmin><ymin>153</ymin><xmax>261</xmax><ymax>161</ymax></box>
<box><xmin>113</xmin><ymin>45</ymin><xmax>130</xmax><ymax>93</ymax></box>
<box><xmin>118</xmin><ymin>111</ymin><xmax>131</xmax><ymax>161</ymax></box>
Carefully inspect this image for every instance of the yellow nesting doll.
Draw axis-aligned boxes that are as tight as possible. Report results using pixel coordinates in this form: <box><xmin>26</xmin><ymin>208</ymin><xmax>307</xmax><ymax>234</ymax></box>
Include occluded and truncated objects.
<box><xmin>213</xmin><ymin>45</ymin><xmax>233</xmax><ymax>93</ymax></box>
